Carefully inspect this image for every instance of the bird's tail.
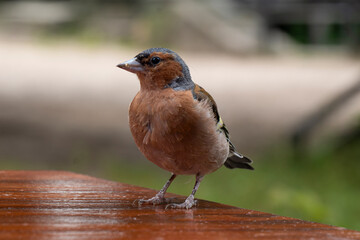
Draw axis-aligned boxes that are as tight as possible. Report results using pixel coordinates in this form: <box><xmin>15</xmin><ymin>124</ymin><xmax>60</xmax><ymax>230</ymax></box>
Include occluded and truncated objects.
<box><xmin>224</xmin><ymin>151</ymin><xmax>254</xmax><ymax>170</ymax></box>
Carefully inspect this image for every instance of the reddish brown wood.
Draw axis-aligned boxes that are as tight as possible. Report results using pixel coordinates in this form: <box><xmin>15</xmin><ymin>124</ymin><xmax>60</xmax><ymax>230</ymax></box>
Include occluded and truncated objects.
<box><xmin>0</xmin><ymin>170</ymin><xmax>359</xmax><ymax>240</ymax></box>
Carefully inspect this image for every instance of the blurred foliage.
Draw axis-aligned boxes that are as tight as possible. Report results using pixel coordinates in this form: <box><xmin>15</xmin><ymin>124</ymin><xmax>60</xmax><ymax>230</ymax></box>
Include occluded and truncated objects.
<box><xmin>276</xmin><ymin>23</ymin><xmax>360</xmax><ymax>45</ymax></box>
<box><xmin>1</xmin><ymin>0</ymin><xmax>360</xmax><ymax>52</ymax></box>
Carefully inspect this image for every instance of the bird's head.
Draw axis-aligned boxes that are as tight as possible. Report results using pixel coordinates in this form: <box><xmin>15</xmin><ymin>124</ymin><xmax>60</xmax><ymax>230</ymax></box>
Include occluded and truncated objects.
<box><xmin>117</xmin><ymin>48</ymin><xmax>194</xmax><ymax>91</ymax></box>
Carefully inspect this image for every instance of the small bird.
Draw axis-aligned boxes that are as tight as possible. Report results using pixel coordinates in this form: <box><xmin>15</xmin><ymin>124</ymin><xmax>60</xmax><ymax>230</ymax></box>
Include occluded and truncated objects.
<box><xmin>117</xmin><ymin>48</ymin><xmax>253</xmax><ymax>209</ymax></box>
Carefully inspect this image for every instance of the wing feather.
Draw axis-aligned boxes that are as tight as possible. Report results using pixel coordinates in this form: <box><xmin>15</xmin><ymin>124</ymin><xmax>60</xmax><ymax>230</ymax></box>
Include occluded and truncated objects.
<box><xmin>191</xmin><ymin>84</ymin><xmax>253</xmax><ymax>170</ymax></box>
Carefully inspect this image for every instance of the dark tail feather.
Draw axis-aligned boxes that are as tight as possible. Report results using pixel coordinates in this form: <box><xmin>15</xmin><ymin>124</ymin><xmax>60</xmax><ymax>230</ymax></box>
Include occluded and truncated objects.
<box><xmin>224</xmin><ymin>152</ymin><xmax>254</xmax><ymax>170</ymax></box>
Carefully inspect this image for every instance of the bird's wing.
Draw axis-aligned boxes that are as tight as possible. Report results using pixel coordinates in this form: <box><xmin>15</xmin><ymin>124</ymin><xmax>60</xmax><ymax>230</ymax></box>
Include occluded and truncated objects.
<box><xmin>191</xmin><ymin>84</ymin><xmax>228</xmax><ymax>137</ymax></box>
<box><xmin>191</xmin><ymin>84</ymin><xmax>254</xmax><ymax>170</ymax></box>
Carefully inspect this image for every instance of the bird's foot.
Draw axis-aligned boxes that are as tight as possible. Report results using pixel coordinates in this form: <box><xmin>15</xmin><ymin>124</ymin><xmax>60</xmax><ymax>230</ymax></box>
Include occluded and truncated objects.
<box><xmin>134</xmin><ymin>194</ymin><xmax>168</xmax><ymax>206</ymax></box>
<box><xmin>166</xmin><ymin>195</ymin><xmax>197</xmax><ymax>209</ymax></box>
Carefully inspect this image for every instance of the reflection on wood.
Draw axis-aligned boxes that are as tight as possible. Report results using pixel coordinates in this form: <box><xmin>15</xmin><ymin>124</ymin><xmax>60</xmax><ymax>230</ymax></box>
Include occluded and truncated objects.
<box><xmin>0</xmin><ymin>170</ymin><xmax>359</xmax><ymax>240</ymax></box>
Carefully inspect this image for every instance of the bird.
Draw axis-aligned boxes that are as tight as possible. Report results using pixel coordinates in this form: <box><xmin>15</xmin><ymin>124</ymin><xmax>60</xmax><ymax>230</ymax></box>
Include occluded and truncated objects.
<box><xmin>117</xmin><ymin>48</ymin><xmax>253</xmax><ymax>209</ymax></box>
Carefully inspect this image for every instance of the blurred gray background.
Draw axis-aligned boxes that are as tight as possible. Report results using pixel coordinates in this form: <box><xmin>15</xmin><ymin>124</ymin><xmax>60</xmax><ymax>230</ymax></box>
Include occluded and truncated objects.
<box><xmin>0</xmin><ymin>0</ymin><xmax>359</xmax><ymax>230</ymax></box>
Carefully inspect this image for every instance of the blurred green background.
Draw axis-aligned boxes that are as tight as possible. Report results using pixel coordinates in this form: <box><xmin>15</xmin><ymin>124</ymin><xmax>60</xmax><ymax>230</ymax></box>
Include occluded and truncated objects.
<box><xmin>0</xmin><ymin>0</ymin><xmax>360</xmax><ymax>231</ymax></box>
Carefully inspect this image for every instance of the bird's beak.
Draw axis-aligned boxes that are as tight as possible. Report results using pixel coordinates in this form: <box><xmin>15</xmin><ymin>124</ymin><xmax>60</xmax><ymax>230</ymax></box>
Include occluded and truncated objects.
<box><xmin>116</xmin><ymin>58</ymin><xmax>144</xmax><ymax>73</ymax></box>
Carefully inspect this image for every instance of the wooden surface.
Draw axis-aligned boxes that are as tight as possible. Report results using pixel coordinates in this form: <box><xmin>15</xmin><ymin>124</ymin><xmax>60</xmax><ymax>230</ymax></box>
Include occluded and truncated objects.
<box><xmin>0</xmin><ymin>171</ymin><xmax>359</xmax><ymax>240</ymax></box>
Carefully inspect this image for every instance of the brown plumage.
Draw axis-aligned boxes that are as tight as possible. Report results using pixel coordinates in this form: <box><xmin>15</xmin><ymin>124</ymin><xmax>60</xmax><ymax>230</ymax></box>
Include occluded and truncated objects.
<box><xmin>129</xmin><ymin>88</ymin><xmax>228</xmax><ymax>176</ymax></box>
<box><xmin>117</xmin><ymin>48</ymin><xmax>253</xmax><ymax>209</ymax></box>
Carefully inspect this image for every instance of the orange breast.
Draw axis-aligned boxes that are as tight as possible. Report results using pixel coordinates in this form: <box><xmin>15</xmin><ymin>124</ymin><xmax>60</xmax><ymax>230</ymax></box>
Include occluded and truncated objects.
<box><xmin>129</xmin><ymin>88</ymin><xmax>229</xmax><ymax>175</ymax></box>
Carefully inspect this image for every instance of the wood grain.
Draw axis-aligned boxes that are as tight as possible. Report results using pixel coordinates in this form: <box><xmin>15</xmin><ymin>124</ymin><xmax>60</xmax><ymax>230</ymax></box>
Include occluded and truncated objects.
<box><xmin>0</xmin><ymin>170</ymin><xmax>359</xmax><ymax>240</ymax></box>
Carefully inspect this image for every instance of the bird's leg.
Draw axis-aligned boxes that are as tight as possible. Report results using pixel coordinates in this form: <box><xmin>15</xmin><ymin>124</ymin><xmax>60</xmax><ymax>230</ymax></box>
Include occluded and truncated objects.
<box><xmin>137</xmin><ymin>173</ymin><xmax>176</xmax><ymax>206</ymax></box>
<box><xmin>166</xmin><ymin>174</ymin><xmax>204</xmax><ymax>209</ymax></box>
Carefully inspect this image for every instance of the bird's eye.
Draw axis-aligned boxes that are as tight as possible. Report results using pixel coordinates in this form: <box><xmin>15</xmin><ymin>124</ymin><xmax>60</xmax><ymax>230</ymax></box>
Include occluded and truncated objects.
<box><xmin>150</xmin><ymin>56</ymin><xmax>161</xmax><ymax>65</ymax></box>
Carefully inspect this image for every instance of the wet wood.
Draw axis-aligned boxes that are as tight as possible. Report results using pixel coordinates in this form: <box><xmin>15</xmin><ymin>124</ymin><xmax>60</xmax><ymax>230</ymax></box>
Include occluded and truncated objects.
<box><xmin>0</xmin><ymin>171</ymin><xmax>359</xmax><ymax>240</ymax></box>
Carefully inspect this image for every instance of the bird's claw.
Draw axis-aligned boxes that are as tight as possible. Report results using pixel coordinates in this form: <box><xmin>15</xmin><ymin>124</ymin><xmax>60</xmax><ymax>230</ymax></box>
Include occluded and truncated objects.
<box><xmin>133</xmin><ymin>195</ymin><xmax>167</xmax><ymax>206</ymax></box>
<box><xmin>165</xmin><ymin>196</ymin><xmax>197</xmax><ymax>209</ymax></box>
